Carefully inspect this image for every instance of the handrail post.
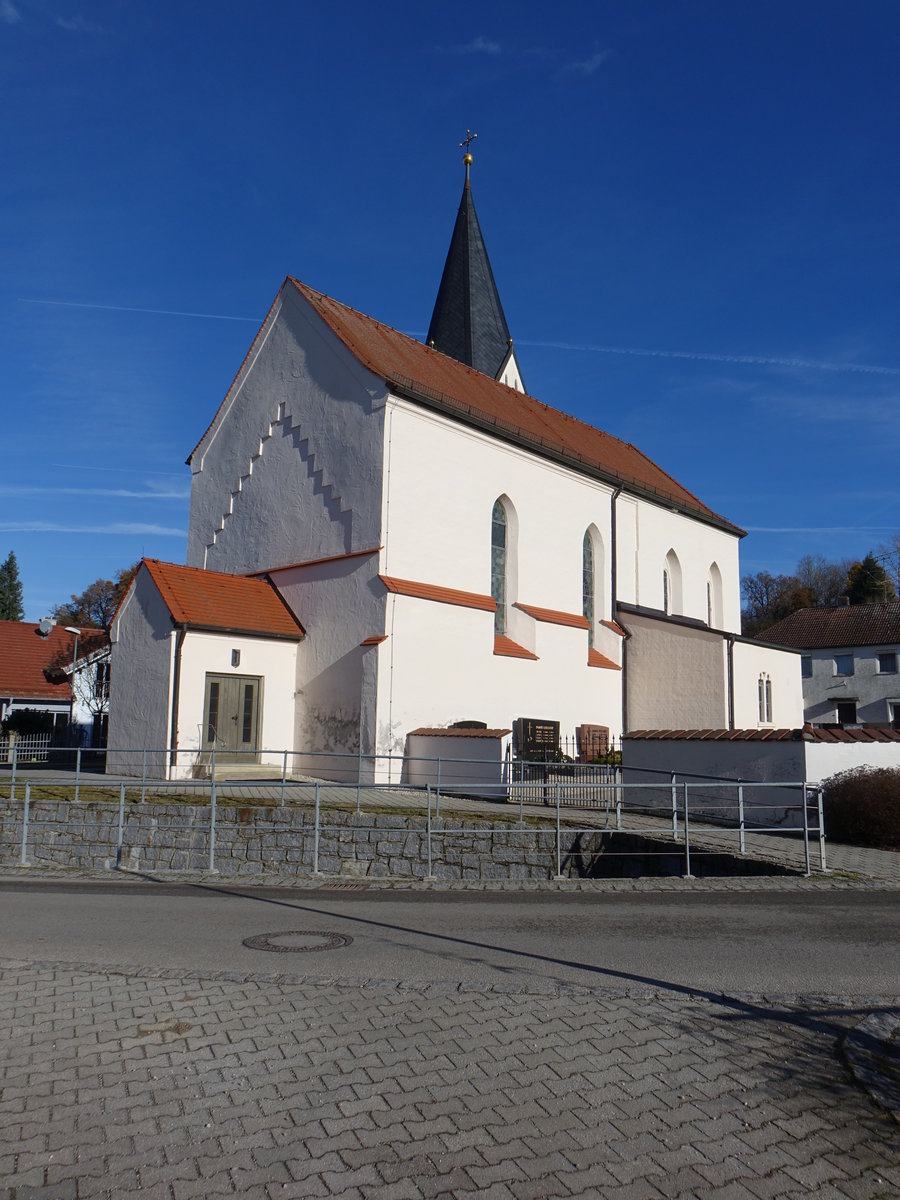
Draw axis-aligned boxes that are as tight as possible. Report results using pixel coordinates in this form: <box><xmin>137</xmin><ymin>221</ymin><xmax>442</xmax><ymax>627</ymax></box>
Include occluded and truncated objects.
<box><xmin>313</xmin><ymin>781</ymin><xmax>321</xmax><ymax>874</ymax></box>
<box><xmin>670</xmin><ymin>772</ymin><xmax>678</xmax><ymax>841</ymax></box>
<box><xmin>817</xmin><ymin>787</ymin><xmax>828</xmax><ymax>872</ymax></box>
<box><xmin>426</xmin><ymin>784</ymin><xmax>435</xmax><ymax>880</ymax></box>
<box><xmin>281</xmin><ymin>749</ymin><xmax>288</xmax><ymax>808</ymax></box>
<box><xmin>737</xmin><ymin>781</ymin><xmax>745</xmax><ymax>855</ymax></box>
<box><xmin>20</xmin><ymin>781</ymin><xmax>30</xmax><ymax>867</ymax></box>
<box><xmin>801</xmin><ymin>784</ymin><xmax>811</xmax><ymax>877</ymax></box>
<box><xmin>10</xmin><ymin>742</ymin><xmax>17</xmax><ymax>802</ymax></box>
<box><xmin>74</xmin><ymin>748</ymin><xmax>82</xmax><ymax>804</ymax></box>
<box><xmin>683</xmin><ymin>782</ymin><xmax>693</xmax><ymax>879</ymax></box>
<box><xmin>356</xmin><ymin>749</ymin><xmax>362</xmax><ymax>815</ymax></box>
<box><xmin>208</xmin><ymin>773</ymin><xmax>218</xmax><ymax>873</ymax></box>
<box><xmin>116</xmin><ymin>782</ymin><xmax>125</xmax><ymax>869</ymax></box>
<box><xmin>436</xmin><ymin>757</ymin><xmax>441</xmax><ymax>819</ymax></box>
<box><xmin>554</xmin><ymin>782</ymin><xmax>564</xmax><ymax>880</ymax></box>
<box><xmin>615</xmin><ymin>765</ymin><xmax>622</xmax><ymax>830</ymax></box>
<box><xmin>141</xmin><ymin>749</ymin><xmax>147</xmax><ymax>804</ymax></box>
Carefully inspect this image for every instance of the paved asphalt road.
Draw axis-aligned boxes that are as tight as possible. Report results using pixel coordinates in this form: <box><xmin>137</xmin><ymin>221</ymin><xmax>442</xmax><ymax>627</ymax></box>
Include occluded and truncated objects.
<box><xmin>3</xmin><ymin>881</ymin><xmax>900</xmax><ymax>1199</ymax></box>
<box><xmin>2</xmin><ymin>882</ymin><xmax>898</xmax><ymax>997</ymax></box>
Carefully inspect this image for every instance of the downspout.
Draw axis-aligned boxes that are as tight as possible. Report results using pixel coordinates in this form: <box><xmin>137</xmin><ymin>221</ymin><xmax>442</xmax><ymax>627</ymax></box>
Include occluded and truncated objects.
<box><xmin>168</xmin><ymin>627</ymin><xmax>187</xmax><ymax>772</ymax></box>
<box><xmin>609</xmin><ymin>487</ymin><xmax>630</xmax><ymax>736</ymax></box>
<box><xmin>726</xmin><ymin>636</ymin><xmax>735</xmax><ymax>731</ymax></box>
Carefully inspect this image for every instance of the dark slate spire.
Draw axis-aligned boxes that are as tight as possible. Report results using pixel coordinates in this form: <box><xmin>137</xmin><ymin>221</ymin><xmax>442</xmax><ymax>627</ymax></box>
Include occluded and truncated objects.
<box><xmin>426</xmin><ymin>144</ymin><xmax>516</xmax><ymax>382</ymax></box>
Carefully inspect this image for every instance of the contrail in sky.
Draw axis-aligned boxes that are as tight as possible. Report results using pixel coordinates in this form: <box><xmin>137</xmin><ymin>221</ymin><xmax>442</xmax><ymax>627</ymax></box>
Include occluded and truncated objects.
<box><xmin>19</xmin><ymin>298</ymin><xmax>259</xmax><ymax>322</ymax></box>
<box><xmin>517</xmin><ymin>339</ymin><xmax>900</xmax><ymax>378</ymax></box>
<box><xmin>20</xmin><ymin>298</ymin><xmax>900</xmax><ymax>377</ymax></box>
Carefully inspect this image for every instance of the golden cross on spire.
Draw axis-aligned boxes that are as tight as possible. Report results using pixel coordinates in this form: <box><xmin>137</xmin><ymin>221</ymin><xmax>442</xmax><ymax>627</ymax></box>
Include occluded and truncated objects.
<box><xmin>459</xmin><ymin>129</ymin><xmax>477</xmax><ymax>181</ymax></box>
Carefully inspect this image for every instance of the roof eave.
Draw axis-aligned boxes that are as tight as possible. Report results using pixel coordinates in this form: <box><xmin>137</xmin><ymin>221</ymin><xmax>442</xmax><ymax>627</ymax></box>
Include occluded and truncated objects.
<box><xmin>388</xmin><ymin>379</ymin><xmax>745</xmax><ymax>538</ymax></box>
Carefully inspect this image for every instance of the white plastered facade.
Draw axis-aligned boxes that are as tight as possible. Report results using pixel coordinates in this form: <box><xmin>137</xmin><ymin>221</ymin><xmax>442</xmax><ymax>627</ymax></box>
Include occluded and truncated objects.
<box><xmin>169</xmin><ymin>282</ymin><xmax>803</xmax><ymax>776</ymax></box>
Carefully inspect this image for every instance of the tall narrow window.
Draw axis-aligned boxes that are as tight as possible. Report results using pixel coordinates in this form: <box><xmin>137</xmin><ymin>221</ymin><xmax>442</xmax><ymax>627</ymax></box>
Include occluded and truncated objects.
<box><xmin>491</xmin><ymin>499</ymin><xmax>508</xmax><ymax>635</ymax></box>
<box><xmin>707</xmin><ymin>562</ymin><xmax>723</xmax><ymax>628</ymax></box>
<box><xmin>663</xmin><ymin>550</ymin><xmax>682</xmax><ymax>615</ymax></box>
<box><xmin>583</xmin><ymin>531</ymin><xmax>595</xmax><ymax>647</ymax></box>
<box><xmin>758</xmin><ymin>673</ymin><xmax>773</xmax><ymax>723</ymax></box>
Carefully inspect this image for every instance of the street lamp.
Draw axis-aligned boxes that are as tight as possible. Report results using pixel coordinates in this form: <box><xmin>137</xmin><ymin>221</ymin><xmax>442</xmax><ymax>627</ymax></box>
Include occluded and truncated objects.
<box><xmin>65</xmin><ymin>627</ymin><xmax>80</xmax><ymax>739</ymax></box>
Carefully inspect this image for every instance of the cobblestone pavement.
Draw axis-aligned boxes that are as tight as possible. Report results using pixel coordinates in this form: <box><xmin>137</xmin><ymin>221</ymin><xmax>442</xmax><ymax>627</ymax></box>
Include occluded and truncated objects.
<box><xmin>2</xmin><ymin>959</ymin><xmax>898</xmax><ymax>1200</ymax></box>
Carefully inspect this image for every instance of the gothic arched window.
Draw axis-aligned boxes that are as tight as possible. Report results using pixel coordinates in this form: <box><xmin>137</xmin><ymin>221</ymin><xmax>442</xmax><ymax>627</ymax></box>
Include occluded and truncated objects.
<box><xmin>583</xmin><ymin>531</ymin><xmax>595</xmax><ymax>646</ymax></box>
<box><xmin>491</xmin><ymin>498</ymin><xmax>508</xmax><ymax>635</ymax></box>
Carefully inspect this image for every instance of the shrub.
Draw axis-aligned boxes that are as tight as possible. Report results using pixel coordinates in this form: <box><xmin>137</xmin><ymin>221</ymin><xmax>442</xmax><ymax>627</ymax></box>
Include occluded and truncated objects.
<box><xmin>821</xmin><ymin>766</ymin><xmax>900</xmax><ymax>850</ymax></box>
<box><xmin>1</xmin><ymin>707</ymin><xmax>55</xmax><ymax>737</ymax></box>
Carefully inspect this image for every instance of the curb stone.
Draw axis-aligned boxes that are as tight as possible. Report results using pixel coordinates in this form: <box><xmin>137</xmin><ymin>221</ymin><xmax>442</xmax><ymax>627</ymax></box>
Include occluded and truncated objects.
<box><xmin>843</xmin><ymin>1012</ymin><xmax>900</xmax><ymax>1124</ymax></box>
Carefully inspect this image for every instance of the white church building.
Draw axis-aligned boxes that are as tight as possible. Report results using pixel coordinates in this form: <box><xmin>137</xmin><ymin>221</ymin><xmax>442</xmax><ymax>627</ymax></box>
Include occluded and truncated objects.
<box><xmin>108</xmin><ymin>151</ymin><xmax>802</xmax><ymax>781</ymax></box>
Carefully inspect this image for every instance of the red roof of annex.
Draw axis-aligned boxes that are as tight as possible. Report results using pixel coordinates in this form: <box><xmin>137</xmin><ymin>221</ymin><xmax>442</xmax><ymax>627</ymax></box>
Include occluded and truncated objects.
<box><xmin>137</xmin><ymin>560</ymin><xmax>304</xmax><ymax>640</ymax></box>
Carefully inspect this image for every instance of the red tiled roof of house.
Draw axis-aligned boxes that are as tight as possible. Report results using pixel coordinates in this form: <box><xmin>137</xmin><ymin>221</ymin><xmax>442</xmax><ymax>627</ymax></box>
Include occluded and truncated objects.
<box><xmin>140</xmin><ymin>560</ymin><xmax>304</xmax><ymax>640</ymax></box>
<box><xmin>0</xmin><ymin>622</ymin><xmax>75</xmax><ymax>702</ymax></box>
<box><xmin>379</xmin><ymin>575</ymin><xmax>496</xmax><ymax>612</ymax></box>
<box><xmin>760</xmin><ymin>603</ymin><xmax>900</xmax><ymax>650</ymax></box>
<box><xmin>288</xmin><ymin>280</ymin><xmax>743</xmax><ymax>535</ymax></box>
<box><xmin>514</xmin><ymin>602</ymin><xmax>589</xmax><ymax>629</ymax></box>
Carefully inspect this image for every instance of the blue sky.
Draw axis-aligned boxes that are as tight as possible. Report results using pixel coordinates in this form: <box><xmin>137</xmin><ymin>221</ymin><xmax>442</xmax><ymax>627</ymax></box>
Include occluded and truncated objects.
<box><xmin>2</xmin><ymin>0</ymin><xmax>899</xmax><ymax>621</ymax></box>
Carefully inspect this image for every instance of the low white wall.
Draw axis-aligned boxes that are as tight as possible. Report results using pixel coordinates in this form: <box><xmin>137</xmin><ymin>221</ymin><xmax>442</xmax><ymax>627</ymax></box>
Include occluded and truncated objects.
<box><xmin>622</xmin><ymin>737</ymin><xmax>808</xmax><ymax>828</ymax></box>
<box><xmin>805</xmin><ymin>740</ymin><xmax>900</xmax><ymax>783</ymax></box>
<box><xmin>405</xmin><ymin>733</ymin><xmax>512</xmax><ymax>798</ymax></box>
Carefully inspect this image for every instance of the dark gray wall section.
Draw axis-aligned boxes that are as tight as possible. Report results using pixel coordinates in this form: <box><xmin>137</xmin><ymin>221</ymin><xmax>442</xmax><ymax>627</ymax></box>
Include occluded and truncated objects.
<box><xmin>187</xmin><ymin>285</ymin><xmax>386</xmax><ymax>573</ymax></box>
<box><xmin>107</xmin><ymin>571</ymin><xmax>174</xmax><ymax>776</ymax></box>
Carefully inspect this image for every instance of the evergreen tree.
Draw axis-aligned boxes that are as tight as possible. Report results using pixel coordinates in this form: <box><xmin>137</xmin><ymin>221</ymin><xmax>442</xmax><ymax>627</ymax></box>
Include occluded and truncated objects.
<box><xmin>0</xmin><ymin>551</ymin><xmax>25</xmax><ymax>621</ymax></box>
<box><xmin>846</xmin><ymin>554</ymin><xmax>896</xmax><ymax>605</ymax></box>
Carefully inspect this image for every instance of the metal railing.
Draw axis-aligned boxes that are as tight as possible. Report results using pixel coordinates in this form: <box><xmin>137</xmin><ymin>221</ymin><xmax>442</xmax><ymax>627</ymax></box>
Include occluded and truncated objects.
<box><xmin>3</xmin><ymin>755</ymin><xmax>828</xmax><ymax>880</ymax></box>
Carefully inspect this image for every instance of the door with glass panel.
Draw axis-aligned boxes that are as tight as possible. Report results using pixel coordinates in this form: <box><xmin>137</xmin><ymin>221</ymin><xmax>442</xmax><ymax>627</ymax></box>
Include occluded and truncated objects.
<box><xmin>202</xmin><ymin>674</ymin><xmax>261</xmax><ymax>762</ymax></box>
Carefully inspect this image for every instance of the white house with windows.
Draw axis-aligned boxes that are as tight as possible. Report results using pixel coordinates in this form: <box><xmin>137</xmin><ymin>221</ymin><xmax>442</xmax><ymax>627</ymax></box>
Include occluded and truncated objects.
<box><xmin>107</xmin><ymin>154</ymin><xmax>802</xmax><ymax>780</ymax></box>
<box><xmin>762</xmin><ymin>602</ymin><xmax>900</xmax><ymax>728</ymax></box>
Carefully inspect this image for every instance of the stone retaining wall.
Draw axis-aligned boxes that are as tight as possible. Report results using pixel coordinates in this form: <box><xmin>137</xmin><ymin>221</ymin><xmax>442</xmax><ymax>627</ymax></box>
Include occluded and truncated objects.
<box><xmin>0</xmin><ymin>799</ymin><xmax>693</xmax><ymax>880</ymax></box>
<box><xmin>0</xmin><ymin>800</ymin><xmax>786</xmax><ymax>879</ymax></box>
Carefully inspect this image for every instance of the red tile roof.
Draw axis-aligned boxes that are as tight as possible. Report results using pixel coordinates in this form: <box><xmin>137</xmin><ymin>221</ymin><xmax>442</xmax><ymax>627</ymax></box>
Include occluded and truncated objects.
<box><xmin>601</xmin><ymin>619</ymin><xmax>627</xmax><ymax>637</ymax></box>
<box><xmin>140</xmin><ymin>560</ymin><xmax>304</xmax><ymax>640</ymax></box>
<box><xmin>493</xmin><ymin>634</ymin><xmax>538</xmax><ymax>660</ymax></box>
<box><xmin>408</xmin><ymin>727</ymin><xmax>512</xmax><ymax>739</ymax></box>
<box><xmin>514</xmin><ymin>602</ymin><xmax>589</xmax><ymax>629</ymax></box>
<box><xmin>360</xmin><ymin>635</ymin><xmax>388</xmax><ymax>646</ymax></box>
<box><xmin>379</xmin><ymin>575</ymin><xmax>496</xmax><ymax>612</ymax></box>
<box><xmin>761</xmin><ymin>603</ymin><xmax>900</xmax><ymax>650</ymax></box>
<box><xmin>588</xmin><ymin>648</ymin><xmax>621</xmax><ymax>670</ymax></box>
<box><xmin>0</xmin><ymin>622</ymin><xmax>75</xmax><ymax>702</ymax></box>
<box><xmin>290</xmin><ymin>279</ymin><xmax>742</xmax><ymax>535</ymax></box>
<box><xmin>625</xmin><ymin>725</ymin><xmax>900</xmax><ymax>742</ymax></box>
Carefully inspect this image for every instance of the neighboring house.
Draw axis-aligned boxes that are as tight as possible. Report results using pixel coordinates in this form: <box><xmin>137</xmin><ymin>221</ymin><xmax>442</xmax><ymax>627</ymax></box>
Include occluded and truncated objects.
<box><xmin>761</xmin><ymin>603</ymin><xmax>900</xmax><ymax>728</ymax></box>
<box><xmin>0</xmin><ymin>621</ymin><xmax>110</xmax><ymax>753</ymax></box>
<box><xmin>108</xmin><ymin>559</ymin><xmax>304</xmax><ymax>779</ymax></box>
<box><xmin>108</xmin><ymin>155</ymin><xmax>802</xmax><ymax>780</ymax></box>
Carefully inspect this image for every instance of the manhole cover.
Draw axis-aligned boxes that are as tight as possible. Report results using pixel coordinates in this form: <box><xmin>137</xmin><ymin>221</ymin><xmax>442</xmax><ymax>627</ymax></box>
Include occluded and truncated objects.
<box><xmin>242</xmin><ymin>930</ymin><xmax>353</xmax><ymax>954</ymax></box>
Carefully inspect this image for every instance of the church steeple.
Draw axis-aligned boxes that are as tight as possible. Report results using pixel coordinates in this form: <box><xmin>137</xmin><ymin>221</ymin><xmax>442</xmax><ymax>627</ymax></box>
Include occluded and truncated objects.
<box><xmin>426</xmin><ymin>133</ymin><xmax>525</xmax><ymax>390</ymax></box>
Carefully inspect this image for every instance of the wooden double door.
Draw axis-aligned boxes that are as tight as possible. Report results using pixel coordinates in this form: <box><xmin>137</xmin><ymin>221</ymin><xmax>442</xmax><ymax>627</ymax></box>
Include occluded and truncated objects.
<box><xmin>202</xmin><ymin>673</ymin><xmax>261</xmax><ymax>760</ymax></box>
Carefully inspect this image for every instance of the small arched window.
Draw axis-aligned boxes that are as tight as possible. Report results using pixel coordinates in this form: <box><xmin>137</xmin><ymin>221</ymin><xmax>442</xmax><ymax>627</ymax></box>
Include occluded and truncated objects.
<box><xmin>491</xmin><ymin>498</ymin><xmax>508</xmax><ymax>635</ymax></box>
<box><xmin>707</xmin><ymin>562</ymin><xmax>723</xmax><ymax>628</ymax></box>
<box><xmin>664</xmin><ymin>549</ymin><xmax>682</xmax><ymax>615</ymax></box>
